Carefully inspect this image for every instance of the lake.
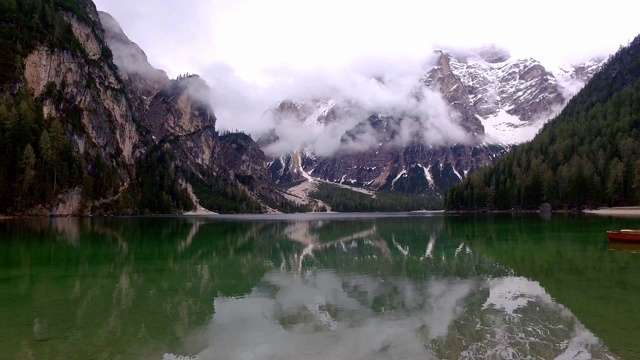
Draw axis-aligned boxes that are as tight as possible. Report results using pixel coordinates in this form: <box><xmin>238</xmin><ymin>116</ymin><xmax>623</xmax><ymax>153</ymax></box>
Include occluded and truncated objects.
<box><xmin>1</xmin><ymin>213</ymin><xmax>639</xmax><ymax>359</ymax></box>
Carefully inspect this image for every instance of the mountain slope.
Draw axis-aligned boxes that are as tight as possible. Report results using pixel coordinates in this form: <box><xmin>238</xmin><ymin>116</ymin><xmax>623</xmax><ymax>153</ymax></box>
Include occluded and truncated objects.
<box><xmin>446</xmin><ymin>35</ymin><xmax>640</xmax><ymax>210</ymax></box>
<box><xmin>0</xmin><ymin>0</ymin><xmax>296</xmax><ymax>215</ymax></box>
<box><xmin>0</xmin><ymin>0</ymin><xmax>140</xmax><ymax>213</ymax></box>
<box><xmin>424</xmin><ymin>47</ymin><xmax>602</xmax><ymax>144</ymax></box>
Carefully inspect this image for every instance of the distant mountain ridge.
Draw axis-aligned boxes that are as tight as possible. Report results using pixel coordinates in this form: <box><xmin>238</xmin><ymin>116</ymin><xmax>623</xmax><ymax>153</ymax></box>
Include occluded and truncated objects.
<box><xmin>261</xmin><ymin>48</ymin><xmax>604</xmax><ymax>202</ymax></box>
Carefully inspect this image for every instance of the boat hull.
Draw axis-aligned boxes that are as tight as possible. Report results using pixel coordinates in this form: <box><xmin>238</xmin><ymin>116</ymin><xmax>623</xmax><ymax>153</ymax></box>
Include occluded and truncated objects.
<box><xmin>608</xmin><ymin>242</ymin><xmax>640</xmax><ymax>252</ymax></box>
<box><xmin>607</xmin><ymin>231</ymin><xmax>640</xmax><ymax>242</ymax></box>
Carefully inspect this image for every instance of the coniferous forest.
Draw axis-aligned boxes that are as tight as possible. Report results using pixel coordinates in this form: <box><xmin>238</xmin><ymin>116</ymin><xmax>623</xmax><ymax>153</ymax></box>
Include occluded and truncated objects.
<box><xmin>446</xmin><ymin>35</ymin><xmax>640</xmax><ymax>211</ymax></box>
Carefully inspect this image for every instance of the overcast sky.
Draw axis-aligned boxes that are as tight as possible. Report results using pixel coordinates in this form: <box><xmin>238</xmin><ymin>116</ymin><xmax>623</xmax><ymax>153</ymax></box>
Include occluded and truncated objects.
<box><xmin>94</xmin><ymin>0</ymin><xmax>637</xmax><ymax>78</ymax></box>
<box><xmin>93</xmin><ymin>0</ymin><xmax>638</xmax><ymax>137</ymax></box>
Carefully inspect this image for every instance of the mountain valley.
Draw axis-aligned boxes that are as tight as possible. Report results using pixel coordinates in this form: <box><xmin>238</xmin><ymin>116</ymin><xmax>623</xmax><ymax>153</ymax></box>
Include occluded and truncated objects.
<box><xmin>0</xmin><ymin>0</ymin><xmax>620</xmax><ymax>214</ymax></box>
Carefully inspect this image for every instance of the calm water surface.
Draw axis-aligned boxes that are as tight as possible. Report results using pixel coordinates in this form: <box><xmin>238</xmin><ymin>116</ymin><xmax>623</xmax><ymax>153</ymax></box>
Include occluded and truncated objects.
<box><xmin>1</xmin><ymin>213</ymin><xmax>639</xmax><ymax>359</ymax></box>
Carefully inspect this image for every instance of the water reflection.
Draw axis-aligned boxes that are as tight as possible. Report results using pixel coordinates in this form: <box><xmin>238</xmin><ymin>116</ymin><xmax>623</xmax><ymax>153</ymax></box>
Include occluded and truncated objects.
<box><xmin>444</xmin><ymin>214</ymin><xmax>640</xmax><ymax>359</ymax></box>
<box><xmin>165</xmin><ymin>271</ymin><xmax>611</xmax><ymax>360</ymax></box>
<box><xmin>0</xmin><ymin>215</ymin><xmax>630</xmax><ymax>359</ymax></box>
<box><xmin>607</xmin><ymin>241</ymin><xmax>640</xmax><ymax>253</ymax></box>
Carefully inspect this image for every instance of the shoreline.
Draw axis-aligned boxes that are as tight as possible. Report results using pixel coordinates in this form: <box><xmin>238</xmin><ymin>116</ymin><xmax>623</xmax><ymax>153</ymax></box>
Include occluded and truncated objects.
<box><xmin>583</xmin><ymin>207</ymin><xmax>640</xmax><ymax>216</ymax></box>
<box><xmin>3</xmin><ymin>207</ymin><xmax>640</xmax><ymax>219</ymax></box>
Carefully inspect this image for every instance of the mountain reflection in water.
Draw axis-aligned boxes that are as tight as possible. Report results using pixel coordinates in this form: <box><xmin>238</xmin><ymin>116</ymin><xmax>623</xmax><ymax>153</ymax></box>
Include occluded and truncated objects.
<box><xmin>166</xmin><ymin>270</ymin><xmax>611</xmax><ymax>360</ymax></box>
<box><xmin>0</xmin><ymin>215</ymin><xmax>630</xmax><ymax>359</ymax></box>
<box><xmin>163</xmin><ymin>218</ymin><xmax>614</xmax><ymax>360</ymax></box>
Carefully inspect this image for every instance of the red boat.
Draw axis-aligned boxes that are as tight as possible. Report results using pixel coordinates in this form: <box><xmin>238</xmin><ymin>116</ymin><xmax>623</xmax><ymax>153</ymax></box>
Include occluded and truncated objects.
<box><xmin>607</xmin><ymin>229</ymin><xmax>640</xmax><ymax>242</ymax></box>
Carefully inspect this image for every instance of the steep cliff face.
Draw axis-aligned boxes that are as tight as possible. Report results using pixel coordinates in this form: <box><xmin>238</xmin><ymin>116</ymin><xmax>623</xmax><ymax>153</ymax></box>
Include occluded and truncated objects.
<box><xmin>0</xmin><ymin>1</ymin><xmax>293</xmax><ymax>215</ymax></box>
<box><xmin>218</xmin><ymin>133</ymin><xmax>288</xmax><ymax>207</ymax></box>
<box><xmin>145</xmin><ymin>76</ymin><xmax>215</xmax><ymax>142</ymax></box>
<box><xmin>23</xmin><ymin>5</ymin><xmax>140</xmax><ymax>174</ymax></box>
<box><xmin>97</xmin><ymin>12</ymin><xmax>293</xmax><ymax>213</ymax></box>
<box><xmin>99</xmin><ymin>11</ymin><xmax>219</xmax><ymax>180</ymax></box>
<box><xmin>97</xmin><ymin>10</ymin><xmax>169</xmax><ymax>150</ymax></box>
<box><xmin>98</xmin><ymin>11</ymin><xmax>168</xmax><ymax>100</ymax></box>
<box><xmin>424</xmin><ymin>51</ymin><xmax>484</xmax><ymax>135</ymax></box>
<box><xmin>12</xmin><ymin>2</ymin><xmax>155</xmax><ymax>214</ymax></box>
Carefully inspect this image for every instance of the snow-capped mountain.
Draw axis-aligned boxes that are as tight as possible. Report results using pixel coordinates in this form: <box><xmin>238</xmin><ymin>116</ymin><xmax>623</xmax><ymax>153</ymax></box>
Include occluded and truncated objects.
<box><xmin>260</xmin><ymin>46</ymin><xmax>604</xmax><ymax>199</ymax></box>
<box><xmin>424</xmin><ymin>46</ymin><xmax>603</xmax><ymax>144</ymax></box>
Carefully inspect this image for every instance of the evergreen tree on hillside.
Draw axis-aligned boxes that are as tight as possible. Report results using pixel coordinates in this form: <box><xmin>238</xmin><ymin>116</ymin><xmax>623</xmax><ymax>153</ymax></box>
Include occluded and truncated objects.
<box><xmin>446</xmin><ymin>35</ymin><xmax>640</xmax><ymax>210</ymax></box>
<box><xmin>0</xmin><ymin>1</ymin><xmax>107</xmax><ymax>214</ymax></box>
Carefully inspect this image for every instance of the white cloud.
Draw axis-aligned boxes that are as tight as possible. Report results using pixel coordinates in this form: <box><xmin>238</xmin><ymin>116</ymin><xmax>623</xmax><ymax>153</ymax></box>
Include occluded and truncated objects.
<box><xmin>94</xmin><ymin>0</ymin><xmax>637</xmax><ymax>80</ymax></box>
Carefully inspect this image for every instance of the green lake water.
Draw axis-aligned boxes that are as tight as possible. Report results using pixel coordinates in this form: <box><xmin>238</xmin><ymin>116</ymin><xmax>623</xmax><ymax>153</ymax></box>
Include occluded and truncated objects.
<box><xmin>1</xmin><ymin>213</ymin><xmax>639</xmax><ymax>359</ymax></box>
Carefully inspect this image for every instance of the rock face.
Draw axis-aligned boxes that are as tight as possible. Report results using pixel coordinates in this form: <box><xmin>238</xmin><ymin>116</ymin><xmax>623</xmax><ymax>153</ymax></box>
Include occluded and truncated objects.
<box><xmin>145</xmin><ymin>76</ymin><xmax>215</xmax><ymax>142</ymax></box>
<box><xmin>218</xmin><ymin>133</ymin><xmax>286</xmax><ymax>206</ymax></box>
<box><xmin>424</xmin><ymin>51</ymin><xmax>484</xmax><ymax>135</ymax></box>
<box><xmin>266</xmin><ymin>111</ymin><xmax>508</xmax><ymax>198</ymax></box>
<box><xmin>8</xmin><ymin>2</ymin><xmax>293</xmax><ymax>214</ymax></box>
<box><xmin>423</xmin><ymin>47</ymin><xmax>603</xmax><ymax>143</ymax></box>
<box><xmin>263</xmin><ymin>47</ymin><xmax>603</xmax><ymax>198</ymax></box>
<box><xmin>143</xmin><ymin>75</ymin><xmax>219</xmax><ymax>175</ymax></box>
<box><xmin>99</xmin><ymin>13</ymin><xmax>223</xmax><ymax>207</ymax></box>
<box><xmin>23</xmin><ymin>6</ymin><xmax>140</xmax><ymax>181</ymax></box>
<box><xmin>99</xmin><ymin>10</ymin><xmax>289</xmax><ymax>213</ymax></box>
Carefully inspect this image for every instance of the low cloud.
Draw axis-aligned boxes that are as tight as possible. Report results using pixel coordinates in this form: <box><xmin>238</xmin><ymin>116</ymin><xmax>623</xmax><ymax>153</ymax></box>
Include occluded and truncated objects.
<box><xmin>201</xmin><ymin>54</ymin><xmax>472</xmax><ymax>157</ymax></box>
<box><xmin>94</xmin><ymin>0</ymin><xmax>631</xmax><ymax>159</ymax></box>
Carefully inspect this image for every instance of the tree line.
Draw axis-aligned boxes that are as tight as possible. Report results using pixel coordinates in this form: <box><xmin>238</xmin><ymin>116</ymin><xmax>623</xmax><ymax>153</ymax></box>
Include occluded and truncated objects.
<box><xmin>312</xmin><ymin>183</ymin><xmax>442</xmax><ymax>212</ymax></box>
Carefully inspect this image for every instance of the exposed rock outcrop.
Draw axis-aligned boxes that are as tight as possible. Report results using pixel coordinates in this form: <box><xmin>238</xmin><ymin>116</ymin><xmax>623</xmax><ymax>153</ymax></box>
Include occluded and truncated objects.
<box><xmin>423</xmin><ymin>48</ymin><xmax>603</xmax><ymax>142</ymax></box>
<box><xmin>23</xmin><ymin>22</ymin><xmax>139</xmax><ymax>174</ymax></box>
<box><xmin>219</xmin><ymin>133</ymin><xmax>286</xmax><ymax>206</ymax></box>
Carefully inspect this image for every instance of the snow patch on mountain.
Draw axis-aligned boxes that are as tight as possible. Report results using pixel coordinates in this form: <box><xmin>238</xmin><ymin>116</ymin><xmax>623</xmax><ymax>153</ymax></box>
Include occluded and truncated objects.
<box><xmin>418</xmin><ymin>164</ymin><xmax>436</xmax><ymax>189</ymax></box>
<box><xmin>425</xmin><ymin>48</ymin><xmax>603</xmax><ymax>144</ymax></box>
<box><xmin>480</xmin><ymin>110</ymin><xmax>545</xmax><ymax>144</ymax></box>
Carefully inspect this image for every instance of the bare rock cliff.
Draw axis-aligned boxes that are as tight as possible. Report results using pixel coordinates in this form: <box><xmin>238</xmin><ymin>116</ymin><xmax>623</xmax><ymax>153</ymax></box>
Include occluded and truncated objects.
<box><xmin>23</xmin><ymin>4</ymin><xmax>140</xmax><ymax>177</ymax></box>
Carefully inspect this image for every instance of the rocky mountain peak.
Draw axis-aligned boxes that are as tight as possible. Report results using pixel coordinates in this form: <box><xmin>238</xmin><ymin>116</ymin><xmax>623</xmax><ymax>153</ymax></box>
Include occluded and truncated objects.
<box><xmin>434</xmin><ymin>50</ymin><xmax>455</xmax><ymax>75</ymax></box>
<box><xmin>423</xmin><ymin>49</ymin><xmax>603</xmax><ymax>144</ymax></box>
<box><xmin>98</xmin><ymin>11</ymin><xmax>168</xmax><ymax>98</ymax></box>
<box><xmin>477</xmin><ymin>45</ymin><xmax>511</xmax><ymax>63</ymax></box>
<box><xmin>144</xmin><ymin>75</ymin><xmax>215</xmax><ymax>142</ymax></box>
<box><xmin>424</xmin><ymin>51</ymin><xmax>484</xmax><ymax>135</ymax></box>
<box><xmin>275</xmin><ymin>99</ymin><xmax>312</xmax><ymax>120</ymax></box>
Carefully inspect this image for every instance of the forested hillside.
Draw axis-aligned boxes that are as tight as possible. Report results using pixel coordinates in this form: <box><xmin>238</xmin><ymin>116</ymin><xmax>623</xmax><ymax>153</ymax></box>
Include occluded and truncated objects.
<box><xmin>446</xmin><ymin>35</ymin><xmax>640</xmax><ymax>210</ymax></box>
<box><xmin>0</xmin><ymin>0</ymin><xmax>110</xmax><ymax>212</ymax></box>
<box><xmin>310</xmin><ymin>183</ymin><xmax>441</xmax><ymax>212</ymax></box>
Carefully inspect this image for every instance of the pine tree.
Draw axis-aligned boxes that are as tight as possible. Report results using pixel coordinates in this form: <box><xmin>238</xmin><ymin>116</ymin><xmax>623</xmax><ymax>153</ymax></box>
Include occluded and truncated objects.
<box><xmin>49</xmin><ymin>119</ymin><xmax>65</xmax><ymax>194</ymax></box>
<box><xmin>606</xmin><ymin>158</ymin><xmax>625</xmax><ymax>205</ymax></box>
<box><xmin>39</xmin><ymin>129</ymin><xmax>51</xmax><ymax>170</ymax></box>
<box><xmin>20</xmin><ymin>144</ymin><xmax>36</xmax><ymax>192</ymax></box>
